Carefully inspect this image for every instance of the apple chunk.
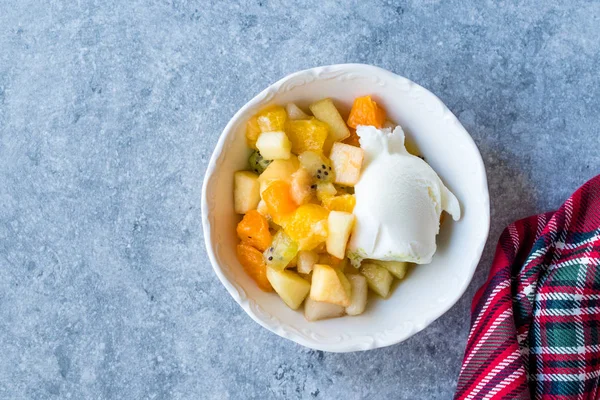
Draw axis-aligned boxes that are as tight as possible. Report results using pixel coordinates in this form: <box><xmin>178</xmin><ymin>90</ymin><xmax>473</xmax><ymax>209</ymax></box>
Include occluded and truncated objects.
<box><xmin>286</xmin><ymin>103</ymin><xmax>310</xmax><ymax>120</ymax></box>
<box><xmin>329</xmin><ymin>142</ymin><xmax>364</xmax><ymax>186</ymax></box>
<box><xmin>309</xmin><ymin>98</ymin><xmax>350</xmax><ymax>152</ymax></box>
<box><xmin>310</xmin><ymin>264</ymin><xmax>351</xmax><ymax>307</ymax></box>
<box><xmin>297</xmin><ymin>250</ymin><xmax>319</xmax><ymax>274</ymax></box>
<box><xmin>304</xmin><ymin>298</ymin><xmax>345</xmax><ymax>321</ymax></box>
<box><xmin>234</xmin><ymin>171</ymin><xmax>260</xmax><ymax>214</ymax></box>
<box><xmin>360</xmin><ymin>262</ymin><xmax>393</xmax><ymax>298</ymax></box>
<box><xmin>376</xmin><ymin>260</ymin><xmax>408</xmax><ymax>280</ymax></box>
<box><xmin>256</xmin><ymin>131</ymin><xmax>292</xmax><ymax>160</ymax></box>
<box><xmin>326</xmin><ymin>211</ymin><xmax>355</xmax><ymax>259</ymax></box>
<box><xmin>345</xmin><ymin>274</ymin><xmax>368</xmax><ymax>316</ymax></box>
<box><xmin>266</xmin><ymin>268</ymin><xmax>310</xmax><ymax>310</ymax></box>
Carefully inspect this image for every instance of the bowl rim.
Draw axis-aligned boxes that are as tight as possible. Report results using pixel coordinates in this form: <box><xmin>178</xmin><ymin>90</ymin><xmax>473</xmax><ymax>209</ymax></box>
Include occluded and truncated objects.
<box><xmin>201</xmin><ymin>63</ymin><xmax>490</xmax><ymax>352</ymax></box>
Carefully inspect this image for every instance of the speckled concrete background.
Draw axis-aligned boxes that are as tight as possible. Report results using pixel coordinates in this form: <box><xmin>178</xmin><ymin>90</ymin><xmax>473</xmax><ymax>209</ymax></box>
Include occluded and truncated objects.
<box><xmin>1</xmin><ymin>1</ymin><xmax>599</xmax><ymax>399</ymax></box>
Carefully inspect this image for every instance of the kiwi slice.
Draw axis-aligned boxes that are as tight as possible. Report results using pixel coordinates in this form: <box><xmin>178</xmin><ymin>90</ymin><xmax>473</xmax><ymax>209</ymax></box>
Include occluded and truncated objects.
<box><xmin>248</xmin><ymin>150</ymin><xmax>272</xmax><ymax>174</ymax></box>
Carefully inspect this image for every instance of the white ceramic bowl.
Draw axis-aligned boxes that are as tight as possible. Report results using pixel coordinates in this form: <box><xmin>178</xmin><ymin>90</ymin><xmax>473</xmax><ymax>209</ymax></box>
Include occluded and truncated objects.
<box><xmin>201</xmin><ymin>64</ymin><xmax>489</xmax><ymax>352</ymax></box>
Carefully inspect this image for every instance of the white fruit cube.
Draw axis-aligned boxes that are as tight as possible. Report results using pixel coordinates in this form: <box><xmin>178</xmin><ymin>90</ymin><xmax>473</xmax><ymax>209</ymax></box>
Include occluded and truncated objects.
<box><xmin>326</xmin><ymin>211</ymin><xmax>355</xmax><ymax>259</ymax></box>
<box><xmin>234</xmin><ymin>171</ymin><xmax>260</xmax><ymax>214</ymax></box>
<box><xmin>345</xmin><ymin>274</ymin><xmax>367</xmax><ymax>316</ymax></box>
<box><xmin>304</xmin><ymin>297</ymin><xmax>345</xmax><ymax>321</ymax></box>
<box><xmin>256</xmin><ymin>131</ymin><xmax>292</xmax><ymax>160</ymax></box>
<box><xmin>266</xmin><ymin>267</ymin><xmax>311</xmax><ymax>310</ymax></box>
<box><xmin>310</xmin><ymin>264</ymin><xmax>351</xmax><ymax>307</ymax></box>
<box><xmin>286</xmin><ymin>103</ymin><xmax>310</xmax><ymax>120</ymax></box>
<box><xmin>309</xmin><ymin>98</ymin><xmax>350</xmax><ymax>152</ymax></box>
<box><xmin>297</xmin><ymin>250</ymin><xmax>319</xmax><ymax>274</ymax></box>
<box><xmin>377</xmin><ymin>261</ymin><xmax>408</xmax><ymax>280</ymax></box>
<box><xmin>329</xmin><ymin>143</ymin><xmax>364</xmax><ymax>186</ymax></box>
<box><xmin>360</xmin><ymin>262</ymin><xmax>393</xmax><ymax>298</ymax></box>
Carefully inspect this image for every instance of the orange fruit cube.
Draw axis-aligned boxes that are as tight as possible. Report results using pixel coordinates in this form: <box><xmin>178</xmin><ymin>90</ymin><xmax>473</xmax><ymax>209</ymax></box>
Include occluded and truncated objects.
<box><xmin>257</xmin><ymin>106</ymin><xmax>287</xmax><ymax>132</ymax></box>
<box><xmin>286</xmin><ymin>118</ymin><xmax>329</xmax><ymax>154</ymax></box>
<box><xmin>236</xmin><ymin>243</ymin><xmax>272</xmax><ymax>292</ymax></box>
<box><xmin>323</xmin><ymin>194</ymin><xmax>356</xmax><ymax>213</ymax></box>
<box><xmin>347</xmin><ymin>95</ymin><xmax>386</xmax><ymax>129</ymax></box>
<box><xmin>262</xmin><ymin>180</ymin><xmax>297</xmax><ymax>219</ymax></box>
<box><xmin>236</xmin><ymin>210</ymin><xmax>272</xmax><ymax>252</ymax></box>
<box><xmin>285</xmin><ymin>204</ymin><xmax>329</xmax><ymax>251</ymax></box>
<box><xmin>246</xmin><ymin>116</ymin><xmax>261</xmax><ymax>149</ymax></box>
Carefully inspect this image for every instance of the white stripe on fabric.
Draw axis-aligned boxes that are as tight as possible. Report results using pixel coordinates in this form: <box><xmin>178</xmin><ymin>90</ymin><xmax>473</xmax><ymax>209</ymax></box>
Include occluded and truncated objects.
<box><xmin>529</xmin><ymin>344</ymin><xmax>600</xmax><ymax>355</ymax></box>
<box><xmin>465</xmin><ymin>350</ymin><xmax>522</xmax><ymax>400</ymax></box>
<box><xmin>535</xmin><ymin>368</ymin><xmax>600</xmax><ymax>382</ymax></box>
<box><xmin>461</xmin><ymin>309</ymin><xmax>513</xmax><ymax>375</ymax></box>
<box><xmin>464</xmin><ymin>279</ymin><xmax>511</xmax><ymax>346</ymax></box>
<box><xmin>482</xmin><ymin>367</ymin><xmax>526</xmax><ymax>400</ymax></box>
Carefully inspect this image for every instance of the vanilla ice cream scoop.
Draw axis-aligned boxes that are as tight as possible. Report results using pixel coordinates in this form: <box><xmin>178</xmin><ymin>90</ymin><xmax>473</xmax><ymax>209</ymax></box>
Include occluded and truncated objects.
<box><xmin>347</xmin><ymin>125</ymin><xmax>460</xmax><ymax>266</ymax></box>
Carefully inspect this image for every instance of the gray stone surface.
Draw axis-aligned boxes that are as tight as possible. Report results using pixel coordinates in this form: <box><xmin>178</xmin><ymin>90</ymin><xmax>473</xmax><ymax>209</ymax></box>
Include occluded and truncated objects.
<box><xmin>0</xmin><ymin>0</ymin><xmax>599</xmax><ymax>398</ymax></box>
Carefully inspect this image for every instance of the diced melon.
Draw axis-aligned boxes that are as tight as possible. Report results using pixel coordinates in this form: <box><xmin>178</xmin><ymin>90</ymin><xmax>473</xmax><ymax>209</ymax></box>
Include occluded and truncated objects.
<box><xmin>304</xmin><ymin>297</ymin><xmax>345</xmax><ymax>321</ymax></box>
<box><xmin>360</xmin><ymin>262</ymin><xmax>393</xmax><ymax>298</ymax></box>
<box><xmin>326</xmin><ymin>211</ymin><xmax>355</xmax><ymax>259</ymax></box>
<box><xmin>309</xmin><ymin>98</ymin><xmax>350</xmax><ymax>152</ymax></box>
<box><xmin>234</xmin><ymin>171</ymin><xmax>260</xmax><ymax>214</ymax></box>
<box><xmin>258</xmin><ymin>158</ymin><xmax>299</xmax><ymax>194</ymax></box>
<box><xmin>297</xmin><ymin>250</ymin><xmax>319</xmax><ymax>274</ymax></box>
<box><xmin>256</xmin><ymin>131</ymin><xmax>292</xmax><ymax>160</ymax></box>
<box><xmin>376</xmin><ymin>260</ymin><xmax>408</xmax><ymax>280</ymax></box>
<box><xmin>264</xmin><ymin>230</ymin><xmax>299</xmax><ymax>271</ymax></box>
<box><xmin>345</xmin><ymin>274</ymin><xmax>368</xmax><ymax>316</ymax></box>
<box><xmin>329</xmin><ymin>143</ymin><xmax>364</xmax><ymax>186</ymax></box>
<box><xmin>286</xmin><ymin>103</ymin><xmax>311</xmax><ymax>120</ymax></box>
<box><xmin>266</xmin><ymin>267</ymin><xmax>310</xmax><ymax>310</ymax></box>
<box><xmin>290</xmin><ymin>168</ymin><xmax>313</xmax><ymax>206</ymax></box>
<box><xmin>310</xmin><ymin>264</ymin><xmax>351</xmax><ymax>307</ymax></box>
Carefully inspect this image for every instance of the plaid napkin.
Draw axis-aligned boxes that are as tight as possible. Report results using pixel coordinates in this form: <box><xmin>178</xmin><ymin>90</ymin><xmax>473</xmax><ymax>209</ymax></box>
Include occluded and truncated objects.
<box><xmin>455</xmin><ymin>175</ymin><xmax>600</xmax><ymax>399</ymax></box>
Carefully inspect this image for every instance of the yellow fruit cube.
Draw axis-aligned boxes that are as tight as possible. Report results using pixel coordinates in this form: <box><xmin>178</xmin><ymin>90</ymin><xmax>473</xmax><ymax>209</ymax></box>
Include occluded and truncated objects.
<box><xmin>322</xmin><ymin>194</ymin><xmax>356</xmax><ymax>213</ymax></box>
<box><xmin>310</xmin><ymin>264</ymin><xmax>352</xmax><ymax>307</ymax></box>
<box><xmin>309</xmin><ymin>98</ymin><xmax>351</xmax><ymax>153</ymax></box>
<box><xmin>329</xmin><ymin>142</ymin><xmax>364</xmax><ymax>186</ymax></box>
<box><xmin>345</xmin><ymin>274</ymin><xmax>368</xmax><ymax>316</ymax></box>
<box><xmin>258</xmin><ymin>158</ymin><xmax>299</xmax><ymax>194</ymax></box>
<box><xmin>246</xmin><ymin>116</ymin><xmax>261</xmax><ymax>149</ymax></box>
<box><xmin>304</xmin><ymin>298</ymin><xmax>345</xmax><ymax>321</ymax></box>
<box><xmin>286</xmin><ymin>103</ymin><xmax>310</xmax><ymax>120</ymax></box>
<box><xmin>266</xmin><ymin>267</ymin><xmax>310</xmax><ymax>310</ymax></box>
<box><xmin>361</xmin><ymin>262</ymin><xmax>393</xmax><ymax>298</ymax></box>
<box><xmin>375</xmin><ymin>260</ymin><xmax>408</xmax><ymax>280</ymax></box>
<box><xmin>326</xmin><ymin>211</ymin><xmax>355</xmax><ymax>259</ymax></box>
<box><xmin>234</xmin><ymin>171</ymin><xmax>260</xmax><ymax>214</ymax></box>
<box><xmin>284</xmin><ymin>204</ymin><xmax>329</xmax><ymax>251</ymax></box>
<box><xmin>257</xmin><ymin>106</ymin><xmax>287</xmax><ymax>132</ymax></box>
<box><xmin>286</xmin><ymin>118</ymin><xmax>329</xmax><ymax>154</ymax></box>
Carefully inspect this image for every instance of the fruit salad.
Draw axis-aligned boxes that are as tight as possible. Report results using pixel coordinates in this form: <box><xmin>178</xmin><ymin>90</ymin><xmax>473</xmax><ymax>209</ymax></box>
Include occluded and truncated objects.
<box><xmin>233</xmin><ymin>96</ymin><xmax>458</xmax><ymax>322</ymax></box>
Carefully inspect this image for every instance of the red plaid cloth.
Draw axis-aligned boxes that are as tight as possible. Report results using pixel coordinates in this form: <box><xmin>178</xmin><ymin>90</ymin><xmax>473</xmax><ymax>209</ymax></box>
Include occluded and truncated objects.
<box><xmin>455</xmin><ymin>175</ymin><xmax>600</xmax><ymax>400</ymax></box>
